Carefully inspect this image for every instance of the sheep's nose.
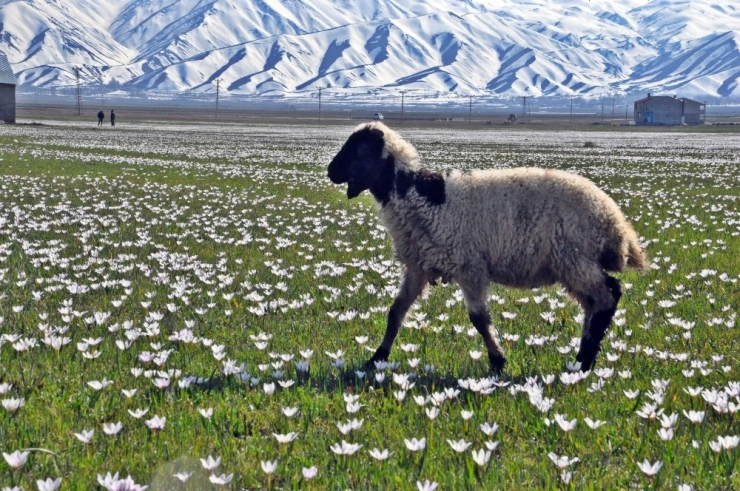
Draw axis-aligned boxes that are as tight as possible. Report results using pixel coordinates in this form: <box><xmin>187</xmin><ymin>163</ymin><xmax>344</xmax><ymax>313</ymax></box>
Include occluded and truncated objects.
<box><xmin>328</xmin><ymin>172</ymin><xmax>344</xmax><ymax>184</ymax></box>
<box><xmin>327</xmin><ymin>160</ymin><xmax>344</xmax><ymax>183</ymax></box>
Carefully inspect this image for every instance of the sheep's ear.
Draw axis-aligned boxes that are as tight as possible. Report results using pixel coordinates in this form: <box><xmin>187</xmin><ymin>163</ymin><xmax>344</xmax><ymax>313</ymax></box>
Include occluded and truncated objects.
<box><xmin>356</xmin><ymin>128</ymin><xmax>385</xmax><ymax>157</ymax></box>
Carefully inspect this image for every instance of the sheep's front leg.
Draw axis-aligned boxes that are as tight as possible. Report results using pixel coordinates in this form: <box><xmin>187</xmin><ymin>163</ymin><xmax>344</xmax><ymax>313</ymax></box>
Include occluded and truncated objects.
<box><xmin>461</xmin><ymin>281</ymin><xmax>507</xmax><ymax>373</ymax></box>
<box><xmin>367</xmin><ymin>268</ymin><xmax>427</xmax><ymax>368</ymax></box>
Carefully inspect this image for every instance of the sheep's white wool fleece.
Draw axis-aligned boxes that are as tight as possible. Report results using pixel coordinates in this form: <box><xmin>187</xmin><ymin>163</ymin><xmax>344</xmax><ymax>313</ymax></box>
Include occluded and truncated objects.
<box><xmin>371</xmin><ymin>124</ymin><xmax>645</xmax><ymax>294</ymax></box>
<box><xmin>356</xmin><ymin>122</ymin><xmax>420</xmax><ymax>170</ymax></box>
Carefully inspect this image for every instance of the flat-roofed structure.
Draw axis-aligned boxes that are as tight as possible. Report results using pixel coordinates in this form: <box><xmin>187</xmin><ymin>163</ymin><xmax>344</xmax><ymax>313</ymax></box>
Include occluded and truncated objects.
<box><xmin>0</xmin><ymin>51</ymin><xmax>16</xmax><ymax>124</ymax></box>
<box><xmin>634</xmin><ymin>94</ymin><xmax>705</xmax><ymax>126</ymax></box>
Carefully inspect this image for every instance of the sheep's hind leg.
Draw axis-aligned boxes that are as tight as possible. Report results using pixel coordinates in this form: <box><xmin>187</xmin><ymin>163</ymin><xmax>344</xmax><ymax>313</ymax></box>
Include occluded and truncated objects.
<box><xmin>367</xmin><ymin>268</ymin><xmax>427</xmax><ymax>369</ymax></box>
<box><xmin>460</xmin><ymin>282</ymin><xmax>506</xmax><ymax>373</ymax></box>
<box><xmin>573</xmin><ymin>274</ymin><xmax>622</xmax><ymax>371</ymax></box>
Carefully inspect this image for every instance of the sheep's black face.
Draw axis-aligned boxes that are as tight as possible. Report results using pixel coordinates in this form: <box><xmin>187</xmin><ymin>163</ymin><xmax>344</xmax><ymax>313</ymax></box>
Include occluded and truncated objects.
<box><xmin>328</xmin><ymin>126</ymin><xmax>385</xmax><ymax>199</ymax></box>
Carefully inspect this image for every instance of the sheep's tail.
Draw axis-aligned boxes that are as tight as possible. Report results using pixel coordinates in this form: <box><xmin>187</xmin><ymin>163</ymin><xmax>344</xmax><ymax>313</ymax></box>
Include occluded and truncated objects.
<box><xmin>621</xmin><ymin>221</ymin><xmax>649</xmax><ymax>270</ymax></box>
<box><xmin>626</xmin><ymin>236</ymin><xmax>649</xmax><ymax>270</ymax></box>
<box><xmin>601</xmin><ymin>224</ymin><xmax>648</xmax><ymax>272</ymax></box>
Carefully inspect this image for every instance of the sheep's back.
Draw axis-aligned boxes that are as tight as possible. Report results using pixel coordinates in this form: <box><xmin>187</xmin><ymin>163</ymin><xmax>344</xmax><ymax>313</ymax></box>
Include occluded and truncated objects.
<box><xmin>440</xmin><ymin>168</ymin><xmax>634</xmax><ymax>285</ymax></box>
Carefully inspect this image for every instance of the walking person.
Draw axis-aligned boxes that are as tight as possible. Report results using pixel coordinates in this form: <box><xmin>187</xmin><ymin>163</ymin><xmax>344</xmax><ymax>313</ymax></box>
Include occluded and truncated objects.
<box><xmin>110</xmin><ymin>109</ymin><xmax>116</xmax><ymax>127</ymax></box>
<box><xmin>97</xmin><ymin>110</ymin><xmax>104</xmax><ymax>126</ymax></box>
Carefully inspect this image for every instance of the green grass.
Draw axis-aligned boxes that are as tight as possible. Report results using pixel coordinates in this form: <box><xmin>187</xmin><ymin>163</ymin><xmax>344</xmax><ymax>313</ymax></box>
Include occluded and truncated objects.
<box><xmin>0</xmin><ymin>122</ymin><xmax>738</xmax><ymax>489</ymax></box>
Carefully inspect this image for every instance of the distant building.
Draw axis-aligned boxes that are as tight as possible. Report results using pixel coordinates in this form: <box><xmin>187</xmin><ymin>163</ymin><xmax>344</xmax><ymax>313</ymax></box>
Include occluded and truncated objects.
<box><xmin>0</xmin><ymin>51</ymin><xmax>16</xmax><ymax>124</ymax></box>
<box><xmin>634</xmin><ymin>94</ymin><xmax>705</xmax><ymax>126</ymax></box>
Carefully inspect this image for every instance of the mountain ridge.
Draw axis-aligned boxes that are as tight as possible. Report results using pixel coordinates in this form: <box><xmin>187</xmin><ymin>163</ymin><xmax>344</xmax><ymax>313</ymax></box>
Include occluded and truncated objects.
<box><xmin>2</xmin><ymin>0</ymin><xmax>739</xmax><ymax>98</ymax></box>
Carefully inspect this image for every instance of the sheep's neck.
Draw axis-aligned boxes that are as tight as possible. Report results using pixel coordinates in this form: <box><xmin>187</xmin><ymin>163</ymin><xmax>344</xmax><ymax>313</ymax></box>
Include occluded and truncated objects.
<box><xmin>369</xmin><ymin>155</ymin><xmax>446</xmax><ymax>209</ymax></box>
<box><xmin>368</xmin><ymin>155</ymin><xmax>398</xmax><ymax>206</ymax></box>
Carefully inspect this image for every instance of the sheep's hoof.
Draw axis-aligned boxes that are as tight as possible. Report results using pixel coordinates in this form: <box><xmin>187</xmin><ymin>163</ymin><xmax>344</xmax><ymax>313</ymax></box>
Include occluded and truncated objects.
<box><xmin>575</xmin><ymin>351</ymin><xmax>597</xmax><ymax>372</ymax></box>
<box><xmin>488</xmin><ymin>353</ymin><xmax>507</xmax><ymax>374</ymax></box>
<box><xmin>366</xmin><ymin>347</ymin><xmax>390</xmax><ymax>370</ymax></box>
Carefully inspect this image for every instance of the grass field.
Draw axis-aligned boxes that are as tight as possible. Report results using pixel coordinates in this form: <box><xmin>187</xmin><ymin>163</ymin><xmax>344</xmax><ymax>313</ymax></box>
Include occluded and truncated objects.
<box><xmin>0</xmin><ymin>120</ymin><xmax>738</xmax><ymax>490</ymax></box>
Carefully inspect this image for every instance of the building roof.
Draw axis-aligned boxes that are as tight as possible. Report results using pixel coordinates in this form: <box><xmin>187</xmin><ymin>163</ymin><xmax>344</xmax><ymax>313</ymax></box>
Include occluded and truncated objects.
<box><xmin>635</xmin><ymin>94</ymin><xmax>703</xmax><ymax>105</ymax></box>
<box><xmin>680</xmin><ymin>97</ymin><xmax>704</xmax><ymax>105</ymax></box>
<box><xmin>635</xmin><ymin>95</ymin><xmax>677</xmax><ymax>103</ymax></box>
<box><xmin>0</xmin><ymin>52</ymin><xmax>17</xmax><ymax>86</ymax></box>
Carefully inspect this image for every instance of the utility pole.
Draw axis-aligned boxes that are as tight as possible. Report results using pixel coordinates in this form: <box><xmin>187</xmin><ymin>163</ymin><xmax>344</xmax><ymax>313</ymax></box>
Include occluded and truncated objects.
<box><xmin>75</xmin><ymin>67</ymin><xmax>82</xmax><ymax>116</ymax></box>
<box><xmin>611</xmin><ymin>97</ymin><xmax>616</xmax><ymax>121</ymax></box>
<box><xmin>522</xmin><ymin>95</ymin><xmax>527</xmax><ymax>117</ymax></box>
<box><xmin>625</xmin><ymin>104</ymin><xmax>628</xmax><ymax>125</ymax></box>
<box><xmin>318</xmin><ymin>86</ymin><xmax>323</xmax><ymax>121</ymax></box>
<box><xmin>570</xmin><ymin>97</ymin><xmax>573</xmax><ymax>121</ymax></box>
<box><xmin>401</xmin><ymin>90</ymin><xmax>406</xmax><ymax>124</ymax></box>
<box><xmin>215</xmin><ymin>78</ymin><xmax>223</xmax><ymax>119</ymax></box>
<box><xmin>601</xmin><ymin>100</ymin><xmax>604</xmax><ymax>122</ymax></box>
<box><xmin>468</xmin><ymin>95</ymin><xmax>473</xmax><ymax>124</ymax></box>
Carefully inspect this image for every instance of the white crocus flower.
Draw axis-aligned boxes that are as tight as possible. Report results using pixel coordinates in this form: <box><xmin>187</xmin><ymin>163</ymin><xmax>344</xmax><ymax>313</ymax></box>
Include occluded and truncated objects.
<box><xmin>173</xmin><ymin>472</ymin><xmax>193</xmax><ymax>482</ymax></box>
<box><xmin>637</xmin><ymin>459</ymin><xmax>663</xmax><ymax>476</ymax></box>
<box><xmin>128</xmin><ymin>408</ymin><xmax>148</xmax><ymax>419</ymax></box>
<box><xmin>2</xmin><ymin>397</ymin><xmax>25</xmax><ymax>412</ymax></box>
<box><xmin>145</xmin><ymin>415</ymin><xmax>166</xmax><ymax>430</ymax></box>
<box><xmin>209</xmin><ymin>473</ymin><xmax>234</xmax><ymax>485</ymax></box>
<box><xmin>368</xmin><ymin>448</ymin><xmax>393</xmax><ymax>461</ymax></box>
<box><xmin>103</xmin><ymin>422</ymin><xmax>123</xmax><ymax>436</ymax></box>
<box><xmin>282</xmin><ymin>406</ymin><xmax>299</xmax><ymax>417</ymax></box>
<box><xmin>658</xmin><ymin>427</ymin><xmax>674</xmax><ymax>441</ymax></box>
<box><xmin>200</xmin><ymin>455</ymin><xmax>221</xmax><ymax>470</ymax></box>
<box><xmin>682</xmin><ymin>410</ymin><xmax>705</xmax><ymax>423</ymax></box>
<box><xmin>548</xmin><ymin>453</ymin><xmax>580</xmax><ymax>469</ymax></box>
<box><xmin>74</xmin><ymin>429</ymin><xmax>94</xmax><ymax>444</ymax></box>
<box><xmin>553</xmin><ymin>414</ymin><xmax>577</xmax><ymax>431</ymax></box>
<box><xmin>404</xmin><ymin>437</ymin><xmax>426</xmax><ymax>452</ymax></box>
<box><xmin>2</xmin><ymin>450</ymin><xmax>29</xmax><ymax>469</ymax></box>
<box><xmin>417</xmin><ymin>480</ymin><xmax>439</xmax><ymax>491</ymax></box>
<box><xmin>584</xmin><ymin>418</ymin><xmax>606</xmax><ymax>429</ymax></box>
<box><xmin>471</xmin><ymin>448</ymin><xmax>491</xmax><ymax>466</ymax></box>
<box><xmin>480</xmin><ymin>422</ymin><xmax>499</xmax><ymax>436</ymax></box>
<box><xmin>36</xmin><ymin>477</ymin><xmax>62</xmax><ymax>491</ymax></box>
<box><xmin>330</xmin><ymin>440</ymin><xmax>363</xmax><ymax>455</ymax></box>
<box><xmin>273</xmin><ymin>432</ymin><xmax>299</xmax><ymax>443</ymax></box>
<box><xmin>447</xmin><ymin>439</ymin><xmax>472</xmax><ymax>453</ymax></box>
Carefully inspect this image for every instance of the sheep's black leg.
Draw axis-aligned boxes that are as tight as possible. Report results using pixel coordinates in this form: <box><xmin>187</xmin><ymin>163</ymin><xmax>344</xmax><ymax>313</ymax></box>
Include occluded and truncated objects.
<box><xmin>575</xmin><ymin>274</ymin><xmax>622</xmax><ymax>371</ymax></box>
<box><xmin>367</xmin><ymin>269</ymin><xmax>427</xmax><ymax>369</ymax></box>
<box><xmin>460</xmin><ymin>282</ymin><xmax>506</xmax><ymax>373</ymax></box>
<box><xmin>469</xmin><ymin>310</ymin><xmax>507</xmax><ymax>373</ymax></box>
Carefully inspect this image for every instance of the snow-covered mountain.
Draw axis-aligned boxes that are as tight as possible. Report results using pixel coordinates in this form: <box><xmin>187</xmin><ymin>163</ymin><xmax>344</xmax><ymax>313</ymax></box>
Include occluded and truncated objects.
<box><xmin>2</xmin><ymin>0</ymin><xmax>739</xmax><ymax>98</ymax></box>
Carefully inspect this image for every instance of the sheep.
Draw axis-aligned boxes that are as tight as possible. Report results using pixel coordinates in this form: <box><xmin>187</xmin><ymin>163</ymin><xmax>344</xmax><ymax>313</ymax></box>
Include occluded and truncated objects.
<box><xmin>327</xmin><ymin>122</ymin><xmax>648</xmax><ymax>373</ymax></box>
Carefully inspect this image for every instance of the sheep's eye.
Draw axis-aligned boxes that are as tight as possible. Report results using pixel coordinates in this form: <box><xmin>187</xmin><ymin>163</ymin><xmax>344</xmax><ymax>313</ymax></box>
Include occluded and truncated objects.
<box><xmin>356</xmin><ymin>143</ymin><xmax>370</xmax><ymax>157</ymax></box>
